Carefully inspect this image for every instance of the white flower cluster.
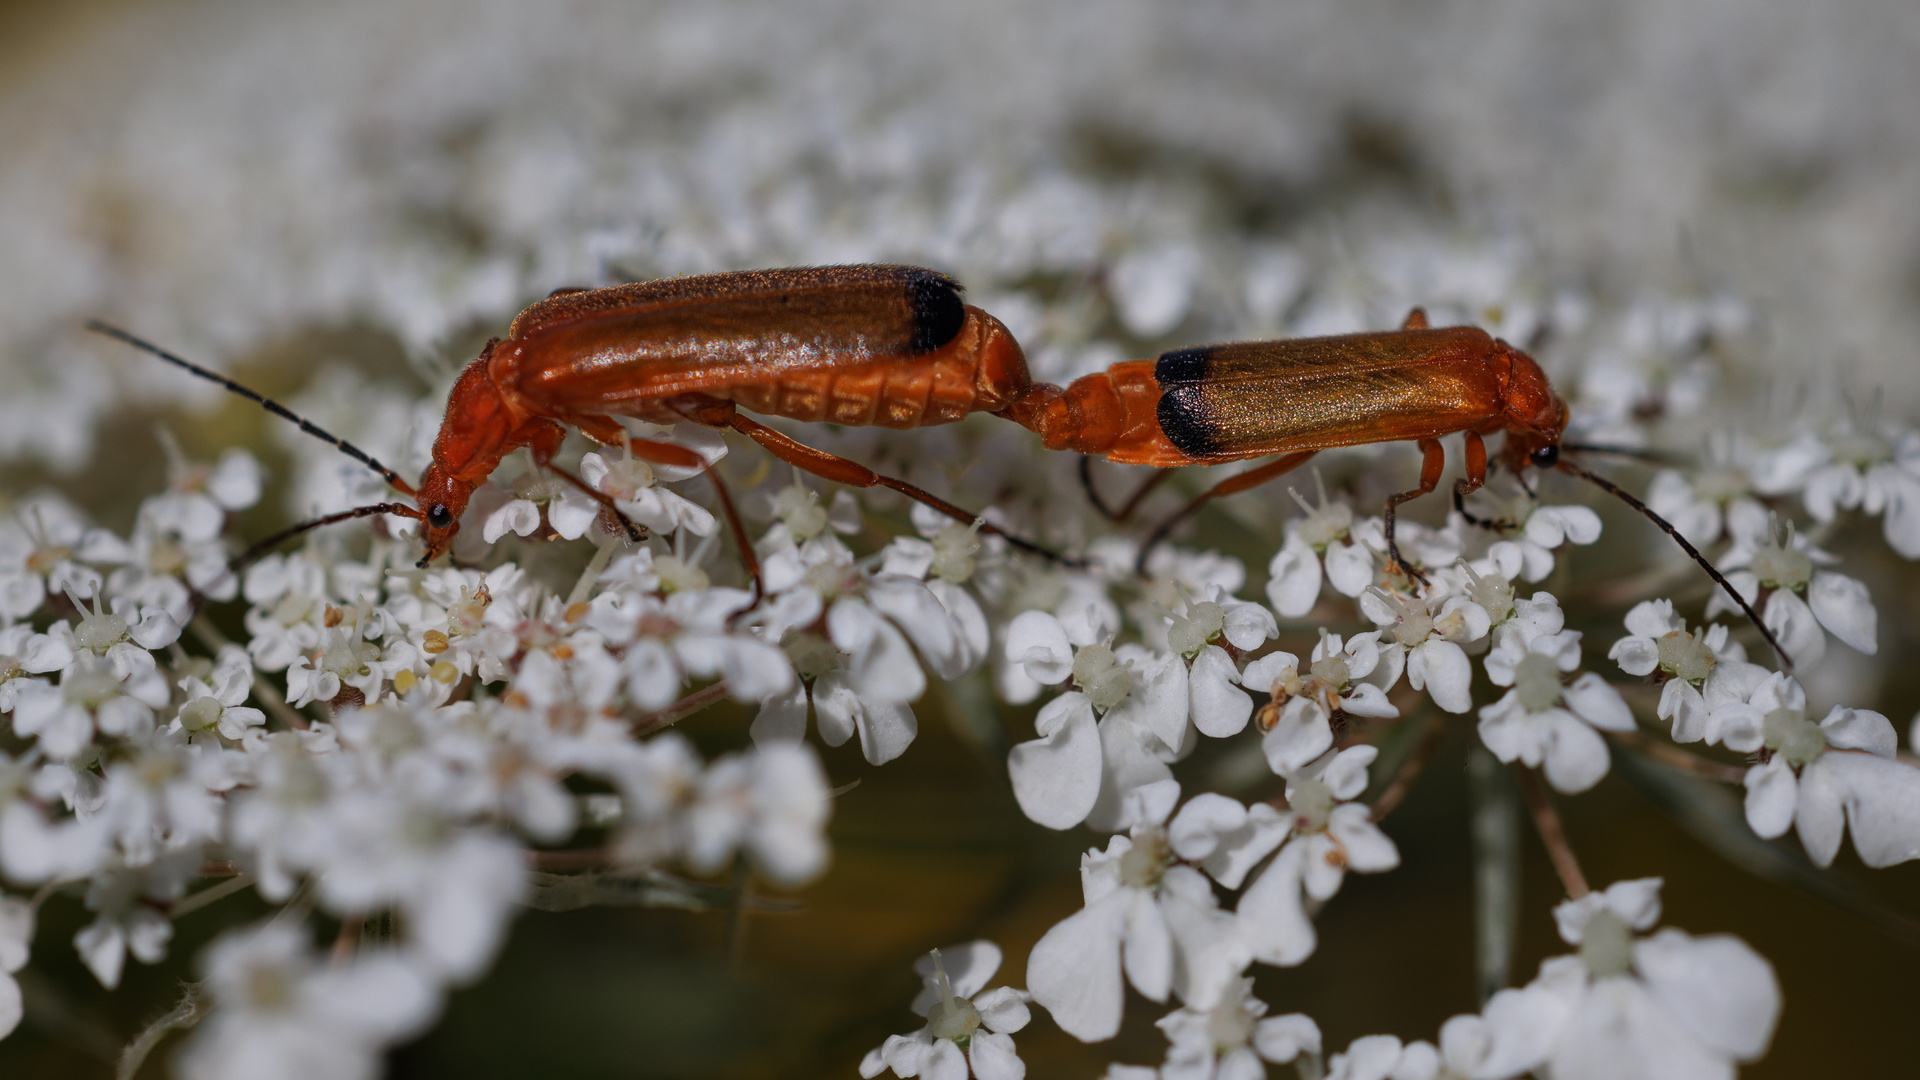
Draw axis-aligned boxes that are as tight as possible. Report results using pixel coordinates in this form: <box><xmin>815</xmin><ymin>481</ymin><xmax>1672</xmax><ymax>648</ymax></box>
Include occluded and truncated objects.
<box><xmin>5</xmin><ymin>236</ymin><xmax>1920</xmax><ymax>1080</ymax></box>
<box><xmin>0</xmin><ymin>445</ymin><xmax>858</xmax><ymax>1074</ymax></box>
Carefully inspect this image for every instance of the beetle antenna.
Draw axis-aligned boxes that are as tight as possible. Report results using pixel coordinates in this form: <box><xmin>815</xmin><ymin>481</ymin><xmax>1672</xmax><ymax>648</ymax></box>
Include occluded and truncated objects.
<box><xmin>1558</xmin><ymin>442</ymin><xmax>1676</xmax><ymax>465</ymax></box>
<box><xmin>85</xmin><ymin>321</ymin><xmax>418</xmax><ymax>497</ymax></box>
<box><xmin>1554</xmin><ymin>459</ymin><xmax>1791</xmax><ymax>669</ymax></box>
<box><xmin>229</xmin><ymin>502</ymin><xmax>423</xmax><ymax>578</ymax></box>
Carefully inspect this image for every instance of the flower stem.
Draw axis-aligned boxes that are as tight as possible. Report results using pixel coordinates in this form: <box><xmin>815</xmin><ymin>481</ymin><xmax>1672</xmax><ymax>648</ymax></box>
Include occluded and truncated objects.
<box><xmin>1517</xmin><ymin>766</ymin><xmax>1589</xmax><ymax>899</ymax></box>
<box><xmin>632</xmin><ymin>679</ymin><xmax>732</xmax><ymax>736</ymax></box>
<box><xmin>1368</xmin><ymin>710</ymin><xmax>1444</xmax><ymax>822</ymax></box>
<box><xmin>1607</xmin><ymin>728</ymin><xmax>1748</xmax><ymax>784</ymax></box>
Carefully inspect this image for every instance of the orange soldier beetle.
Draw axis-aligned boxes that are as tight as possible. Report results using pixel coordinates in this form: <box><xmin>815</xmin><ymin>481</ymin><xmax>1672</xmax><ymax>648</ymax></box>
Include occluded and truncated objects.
<box><xmin>89</xmin><ymin>265</ymin><xmax>1060</xmax><ymax>587</ymax></box>
<box><xmin>996</xmin><ymin>308</ymin><xmax>1792</xmax><ymax>666</ymax></box>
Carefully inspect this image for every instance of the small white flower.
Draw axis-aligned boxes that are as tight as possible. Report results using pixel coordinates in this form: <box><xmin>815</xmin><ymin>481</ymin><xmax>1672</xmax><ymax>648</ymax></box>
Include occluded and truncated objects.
<box><xmin>1026</xmin><ymin>782</ymin><xmax>1251</xmax><ymax>1042</ymax></box>
<box><xmin>175</xmin><ymin>921</ymin><xmax>440</xmax><ymax>1080</ymax></box>
<box><xmin>1265</xmin><ymin>475</ymin><xmax>1374</xmax><ymax>618</ymax></box>
<box><xmin>1708</xmin><ymin>512</ymin><xmax>1876</xmax><ymax>667</ymax></box>
<box><xmin>1520</xmin><ymin>879</ymin><xmax>1782</xmax><ymax>1080</ymax></box>
<box><xmin>1242</xmin><ymin>630</ymin><xmax>1401</xmax><ymax>775</ymax></box>
<box><xmin>1477</xmin><ymin>597</ymin><xmax>1633</xmax><ymax>794</ymax></box>
<box><xmin>1733</xmin><ymin>674</ymin><xmax>1920</xmax><ymax>868</ymax></box>
<box><xmin>171</xmin><ymin>647</ymin><xmax>268</xmax><ymax>745</ymax></box>
<box><xmin>1151</xmin><ymin>977</ymin><xmax>1319</xmax><ymax>1080</ymax></box>
<box><xmin>1230</xmin><ymin>747</ymin><xmax>1399</xmax><ymax>967</ymax></box>
<box><xmin>1606</xmin><ymin>599</ymin><xmax>1771</xmax><ymax>746</ymax></box>
<box><xmin>0</xmin><ymin>894</ymin><xmax>32</xmax><ymax>1039</ymax></box>
<box><xmin>861</xmin><ymin>942</ymin><xmax>1032</xmax><ymax>1080</ymax></box>
<box><xmin>1362</xmin><ymin>586</ymin><xmax>1488</xmax><ymax>714</ymax></box>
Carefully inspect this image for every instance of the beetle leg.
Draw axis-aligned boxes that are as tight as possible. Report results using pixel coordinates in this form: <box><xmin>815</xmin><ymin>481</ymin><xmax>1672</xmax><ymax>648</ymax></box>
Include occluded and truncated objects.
<box><xmin>1080</xmin><ymin>457</ymin><xmax>1175</xmax><ymax>522</ymax></box>
<box><xmin>1384</xmin><ymin>439</ymin><xmax>1446</xmax><ymax>587</ymax></box>
<box><xmin>1133</xmin><ymin>450</ymin><xmax>1316</xmax><ymax>577</ymax></box>
<box><xmin>522</xmin><ymin>417</ymin><xmax>647</xmax><ymax>544</ymax></box>
<box><xmin>541</xmin><ymin>463</ymin><xmax>648</xmax><ymax>545</ymax></box>
<box><xmin>1401</xmin><ymin>307</ymin><xmax>1430</xmax><ymax>330</ymax></box>
<box><xmin>1451</xmin><ymin>431</ymin><xmax>1519</xmax><ymax>533</ymax></box>
<box><xmin>618</xmin><ymin>433</ymin><xmax>763</xmax><ymax>598</ymax></box>
<box><xmin>722</xmin><ymin>413</ymin><xmax>1072</xmax><ymax>565</ymax></box>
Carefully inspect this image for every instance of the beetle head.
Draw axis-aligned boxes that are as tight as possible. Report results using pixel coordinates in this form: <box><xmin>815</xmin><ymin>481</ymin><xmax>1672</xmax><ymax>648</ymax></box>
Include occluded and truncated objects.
<box><xmin>412</xmin><ymin>465</ymin><xmax>476</xmax><ymax>567</ymax></box>
<box><xmin>1498</xmin><ymin>342</ymin><xmax>1568</xmax><ymax>469</ymax></box>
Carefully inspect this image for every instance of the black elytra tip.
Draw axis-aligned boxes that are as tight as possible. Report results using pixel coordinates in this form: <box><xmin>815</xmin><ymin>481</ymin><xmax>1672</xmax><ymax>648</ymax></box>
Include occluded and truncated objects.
<box><xmin>1157</xmin><ymin>386</ymin><xmax>1223</xmax><ymax>457</ymax></box>
<box><xmin>904</xmin><ymin>269</ymin><xmax>967</xmax><ymax>353</ymax></box>
<box><xmin>1154</xmin><ymin>345</ymin><xmax>1216</xmax><ymax>385</ymax></box>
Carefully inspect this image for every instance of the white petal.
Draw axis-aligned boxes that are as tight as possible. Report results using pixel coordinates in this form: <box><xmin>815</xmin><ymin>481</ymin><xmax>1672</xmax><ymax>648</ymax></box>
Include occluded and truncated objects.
<box><xmin>831</xmin><ymin>601</ymin><xmax>926</xmax><ymax>703</ymax></box>
<box><xmin>1634</xmin><ymin>928</ymin><xmax>1780</xmax><ymax>1062</ymax></box>
<box><xmin>1026</xmin><ymin>893</ymin><xmax>1128</xmax><ymax>1042</ymax></box>
<box><xmin>74</xmin><ymin>918</ymin><xmax>125</xmax><ymax>989</ymax></box>
<box><xmin>1236</xmin><ymin>843</ymin><xmax>1315</xmax><ymax>966</ymax></box>
<box><xmin>1008</xmin><ymin>694</ymin><xmax>1101</xmax><ymax>830</ymax></box>
<box><xmin>1819</xmin><ymin>706</ymin><xmax>1897</xmax><ymax>757</ymax></box>
<box><xmin>1793</xmin><ymin>755</ymin><xmax>1847</xmax><ymax>867</ymax></box>
<box><xmin>482</xmin><ymin>499</ymin><xmax>541</xmax><ymax>543</ymax></box>
<box><xmin>1546</xmin><ymin>978</ymin><xmax>1729</xmax><ymax>1080</ymax></box>
<box><xmin>1762</xmin><ymin>590</ymin><xmax>1825</xmax><ymax>670</ymax></box>
<box><xmin>1120</xmin><ymin>891</ymin><xmax>1173</xmax><ymax>1003</ymax></box>
<box><xmin>1564</xmin><ymin>673</ymin><xmax>1635</xmax><ymax>732</ymax></box>
<box><xmin>969</xmin><ymin>1030</ymin><xmax>1026</xmax><ymax>1080</ymax></box>
<box><xmin>974</xmin><ymin>987</ymin><xmax>1032</xmax><ymax>1034</ymax></box>
<box><xmin>1168</xmin><ymin>793</ymin><xmax>1249</xmax><ymax>861</ymax></box>
<box><xmin>1807</xmin><ymin>572</ymin><xmax>1876</xmax><ymax>654</ymax></box>
<box><xmin>547</xmin><ymin>487</ymin><xmax>600</xmax><ymax>540</ymax></box>
<box><xmin>1742</xmin><ymin>760</ymin><xmax>1798</xmax><ymax>839</ymax></box>
<box><xmin>1085</xmin><ymin>712</ymin><xmax>1176</xmax><ymax>834</ymax></box>
<box><xmin>1542</xmin><ymin>711</ymin><xmax>1611</xmax><ymax>794</ymax></box>
<box><xmin>0</xmin><ymin>973</ymin><xmax>17</xmax><ymax>1040</ymax></box>
<box><xmin>1807</xmin><ymin>752</ymin><xmax>1920</xmax><ymax>868</ymax></box>
<box><xmin>1622</xmin><ymin>599</ymin><xmax>1683</xmax><ymax>639</ymax></box>
<box><xmin>1005</xmin><ymin>611</ymin><xmax>1074</xmax><ymax>685</ymax></box>
<box><xmin>1156</xmin><ymin>867</ymin><xmax>1249</xmax><ymax>1010</ymax></box>
<box><xmin>1199</xmin><ymin>804</ymin><xmax>1291</xmax><ymax>890</ymax></box>
<box><xmin>868</xmin><ymin>577</ymin><xmax>971</xmax><ymax>679</ymax></box>
<box><xmin>749</xmin><ymin>685</ymin><xmax>811</xmax><ymax>745</ymax></box>
<box><xmin>1263</xmin><ymin>698</ymin><xmax>1334</xmax><ymax>775</ymax></box>
<box><xmin>1609</xmin><ymin>635</ymin><xmax>1659</xmax><ymax>677</ymax></box>
<box><xmin>854</xmin><ymin>698</ymin><xmax>919</xmax><ymax>766</ymax></box>
<box><xmin>1188</xmin><ymin>646</ymin><xmax>1251</xmax><ymax>738</ymax></box>
<box><xmin>1324</xmin><ymin>540</ymin><xmax>1375</xmax><ymax>597</ymax></box>
<box><xmin>1328</xmin><ymin>805</ymin><xmax>1399</xmax><ymax>873</ymax></box>
<box><xmin>1266</xmin><ymin>535</ymin><xmax>1324</xmax><ymax>618</ymax></box>
<box><xmin>1409</xmin><ymin>640</ymin><xmax>1473</xmax><ymax>714</ymax></box>
<box><xmin>1254</xmin><ymin>1013</ymin><xmax>1322</xmax><ymax>1064</ymax></box>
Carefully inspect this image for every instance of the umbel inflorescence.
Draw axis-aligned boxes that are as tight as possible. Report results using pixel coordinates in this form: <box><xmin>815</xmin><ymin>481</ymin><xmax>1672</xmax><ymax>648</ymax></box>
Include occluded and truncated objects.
<box><xmin>3</xmin><ymin>248</ymin><xmax>1920</xmax><ymax>1080</ymax></box>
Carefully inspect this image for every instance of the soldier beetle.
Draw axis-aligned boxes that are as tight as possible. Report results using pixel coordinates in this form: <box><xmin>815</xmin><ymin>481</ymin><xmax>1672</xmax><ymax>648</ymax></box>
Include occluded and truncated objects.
<box><xmin>997</xmin><ymin>308</ymin><xmax>1791</xmax><ymax>666</ymax></box>
<box><xmin>89</xmin><ymin>265</ymin><xmax>1061</xmax><ymax>590</ymax></box>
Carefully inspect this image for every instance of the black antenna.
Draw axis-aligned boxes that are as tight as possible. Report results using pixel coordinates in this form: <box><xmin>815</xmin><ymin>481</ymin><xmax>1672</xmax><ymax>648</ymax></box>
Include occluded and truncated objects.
<box><xmin>1556</xmin><ymin>458</ymin><xmax>1792</xmax><ymax>669</ymax></box>
<box><xmin>1558</xmin><ymin>442</ymin><xmax>1675</xmax><ymax>465</ymax></box>
<box><xmin>85</xmin><ymin>320</ymin><xmax>417</xmax><ymax>496</ymax></box>
<box><xmin>232</xmin><ymin>503</ymin><xmax>422</xmax><ymax>576</ymax></box>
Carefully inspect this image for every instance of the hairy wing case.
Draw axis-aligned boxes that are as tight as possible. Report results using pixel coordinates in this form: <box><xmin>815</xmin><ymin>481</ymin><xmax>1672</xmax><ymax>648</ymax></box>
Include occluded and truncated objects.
<box><xmin>506</xmin><ymin>265</ymin><xmax>966</xmax><ymax>407</ymax></box>
<box><xmin>1157</xmin><ymin>333</ymin><xmax>1506</xmax><ymax>458</ymax></box>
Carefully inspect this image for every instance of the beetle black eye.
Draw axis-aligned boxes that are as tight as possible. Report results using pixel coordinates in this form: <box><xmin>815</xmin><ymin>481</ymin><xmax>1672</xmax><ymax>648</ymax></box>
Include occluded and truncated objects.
<box><xmin>427</xmin><ymin>504</ymin><xmax>454</xmax><ymax>529</ymax></box>
<box><xmin>1530</xmin><ymin>445</ymin><xmax>1560</xmax><ymax>468</ymax></box>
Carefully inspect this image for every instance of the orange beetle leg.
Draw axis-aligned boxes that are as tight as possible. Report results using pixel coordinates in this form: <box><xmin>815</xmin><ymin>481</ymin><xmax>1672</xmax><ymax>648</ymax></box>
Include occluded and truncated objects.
<box><xmin>723</xmin><ymin>412</ymin><xmax>1068</xmax><ymax>564</ymax></box>
<box><xmin>1401</xmin><ymin>307</ymin><xmax>1430</xmax><ymax>330</ymax></box>
<box><xmin>1079</xmin><ymin>457</ymin><xmax>1177</xmax><ymax>523</ymax></box>
<box><xmin>1452</xmin><ymin>431</ymin><xmax>1516</xmax><ymax>532</ymax></box>
<box><xmin>522</xmin><ymin>415</ymin><xmax>646</xmax><ymax>544</ymax></box>
<box><xmin>1133</xmin><ymin>450</ymin><xmax>1318</xmax><ymax>577</ymax></box>
<box><xmin>1383</xmin><ymin>438</ymin><xmax>1446</xmax><ymax>586</ymax></box>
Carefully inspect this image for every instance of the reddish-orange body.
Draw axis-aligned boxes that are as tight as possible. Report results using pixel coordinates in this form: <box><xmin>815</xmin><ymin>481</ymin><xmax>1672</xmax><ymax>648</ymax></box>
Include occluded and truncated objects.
<box><xmin>1001</xmin><ymin>323</ymin><xmax>1565</xmax><ymax>470</ymax></box>
<box><xmin>995</xmin><ymin>315</ymin><xmax>1569</xmax><ymax>577</ymax></box>
<box><xmin>411</xmin><ymin>265</ymin><xmax>1036</xmax><ymax>562</ymax></box>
